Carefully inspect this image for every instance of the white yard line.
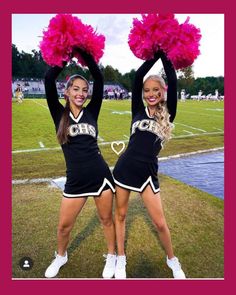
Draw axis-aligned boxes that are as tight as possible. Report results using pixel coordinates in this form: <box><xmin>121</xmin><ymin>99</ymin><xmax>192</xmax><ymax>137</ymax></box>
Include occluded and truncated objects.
<box><xmin>213</xmin><ymin>127</ymin><xmax>224</xmax><ymax>132</ymax></box>
<box><xmin>12</xmin><ymin>140</ymin><xmax>130</xmax><ymax>154</ymax></box>
<box><xmin>12</xmin><ymin>147</ymin><xmax>224</xmax><ymax>185</ymax></box>
<box><xmin>39</xmin><ymin>141</ymin><xmax>45</xmax><ymax>148</ymax></box>
<box><xmin>180</xmin><ymin>110</ymin><xmax>223</xmax><ymax>118</ymax></box>
<box><xmin>205</xmin><ymin>108</ymin><xmax>224</xmax><ymax>112</ymax></box>
<box><xmin>173</xmin><ymin>131</ymin><xmax>223</xmax><ymax>139</ymax></box>
<box><xmin>175</xmin><ymin>122</ymin><xmax>207</xmax><ymax>132</ymax></box>
<box><xmin>31</xmin><ymin>99</ymin><xmax>49</xmax><ymax>110</ymax></box>
<box><xmin>183</xmin><ymin>130</ymin><xmax>194</xmax><ymax>135</ymax></box>
<box><xmin>159</xmin><ymin>147</ymin><xmax>224</xmax><ymax>161</ymax></box>
<box><xmin>12</xmin><ymin>177</ymin><xmax>53</xmax><ymax>185</ymax></box>
<box><xmin>12</xmin><ymin>131</ymin><xmax>224</xmax><ymax>154</ymax></box>
<box><xmin>12</xmin><ymin>147</ymin><xmax>61</xmax><ymax>154</ymax></box>
<box><xmin>98</xmin><ymin>136</ymin><xmax>104</xmax><ymax>142</ymax></box>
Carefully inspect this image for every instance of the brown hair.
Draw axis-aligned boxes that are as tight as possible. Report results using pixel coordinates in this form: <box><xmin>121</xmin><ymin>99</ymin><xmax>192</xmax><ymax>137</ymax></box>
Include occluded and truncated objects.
<box><xmin>57</xmin><ymin>75</ymin><xmax>89</xmax><ymax>145</ymax></box>
<box><xmin>57</xmin><ymin>99</ymin><xmax>70</xmax><ymax>145</ymax></box>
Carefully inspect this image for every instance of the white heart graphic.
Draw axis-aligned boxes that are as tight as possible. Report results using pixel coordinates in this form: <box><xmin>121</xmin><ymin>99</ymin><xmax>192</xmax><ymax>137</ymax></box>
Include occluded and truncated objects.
<box><xmin>111</xmin><ymin>141</ymin><xmax>125</xmax><ymax>155</ymax></box>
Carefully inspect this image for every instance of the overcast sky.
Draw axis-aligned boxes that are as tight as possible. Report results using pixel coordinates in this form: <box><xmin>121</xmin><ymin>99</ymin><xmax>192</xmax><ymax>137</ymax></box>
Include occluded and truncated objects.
<box><xmin>12</xmin><ymin>14</ymin><xmax>224</xmax><ymax>78</ymax></box>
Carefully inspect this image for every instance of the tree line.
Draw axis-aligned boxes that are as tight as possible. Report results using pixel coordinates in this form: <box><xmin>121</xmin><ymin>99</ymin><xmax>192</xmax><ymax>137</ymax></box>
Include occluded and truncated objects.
<box><xmin>12</xmin><ymin>44</ymin><xmax>224</xmax><ymax>95</ymax></box>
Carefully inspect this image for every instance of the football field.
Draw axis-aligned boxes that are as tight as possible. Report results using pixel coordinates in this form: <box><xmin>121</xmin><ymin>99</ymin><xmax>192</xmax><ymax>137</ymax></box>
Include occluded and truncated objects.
<box><xmin>12</xmin><ymin>98</ymin><xmax>224</xmax><ymax>180</ymax></box>
<box><xmin>12</xmin><ymin>98</ymin><xmax>224</xmax><ymax>278</ymax></box>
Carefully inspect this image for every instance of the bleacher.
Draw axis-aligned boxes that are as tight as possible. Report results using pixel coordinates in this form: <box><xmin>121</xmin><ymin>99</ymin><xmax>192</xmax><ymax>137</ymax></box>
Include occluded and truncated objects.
<box><xmin>12</xmin><ymin>79</ymin><xmax>46</xmax><ymax>98</ymax></box>
<box><xmin>12</xmin><ymin>79</ymin><xmax>129</xmax><ymax>99</ymax></box>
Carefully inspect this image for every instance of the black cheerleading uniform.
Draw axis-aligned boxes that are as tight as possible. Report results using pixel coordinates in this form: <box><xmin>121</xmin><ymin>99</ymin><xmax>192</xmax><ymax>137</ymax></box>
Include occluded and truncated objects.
<box><xmin>45</xmin><ymin>51</ymin><xmax>115</xmax><ymax>198</ymax></box>
<box><xmin>113</xmin><ymin>52</ymin><xmax>177</xmax><ymax>193</ymax></box>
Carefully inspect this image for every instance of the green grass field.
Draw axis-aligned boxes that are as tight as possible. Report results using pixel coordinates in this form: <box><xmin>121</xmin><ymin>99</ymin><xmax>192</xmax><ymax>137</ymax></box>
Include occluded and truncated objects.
<box><xmin>12</xmin><ymin>98</ymin><xmax>224</xmax><ymax>279</ymax></box>
<box><xmin>12</xmin><ymin>99</ymin><xmax>224</xmax><ymax>179</ymax></box>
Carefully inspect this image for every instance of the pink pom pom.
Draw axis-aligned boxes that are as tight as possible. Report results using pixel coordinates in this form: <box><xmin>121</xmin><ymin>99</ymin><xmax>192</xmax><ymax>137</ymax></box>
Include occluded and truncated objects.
<box><xmin>167</xmin><ymin>17</ymin><xmax>202</xmax><ymax>69</ymax></box>
<box><xmin>128</xmin><ymin>14</ymin><xmax>201</xmax><ymax>69</ymax></box>
<box><xmin>39</xmin><ymin>14</ymin><xmax>105</xmax><ymax>67</ymax></box>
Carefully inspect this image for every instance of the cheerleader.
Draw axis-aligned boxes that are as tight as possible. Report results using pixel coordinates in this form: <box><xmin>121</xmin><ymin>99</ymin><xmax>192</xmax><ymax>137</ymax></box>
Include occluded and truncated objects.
<box><xmin>44</xmin><ymin>48</ymin><xmax>116</xmax><ymax>278</ymax></box>
<box><xmin>113</xmin><ymin>50</ymin><xmax>186</xmax><ymax>279</ymax></box>
<box><xmin>15</xmin><ymin>84</ymin><xmax>23</xmax><ymax>103</ymax></box>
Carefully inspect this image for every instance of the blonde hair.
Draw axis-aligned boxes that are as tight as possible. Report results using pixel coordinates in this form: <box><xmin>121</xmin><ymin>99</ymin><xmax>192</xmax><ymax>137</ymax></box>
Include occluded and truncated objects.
<box><xmin>143</xmin><ymin>75</ymin><xmax>174</xmax><ymax>143</ymax></box>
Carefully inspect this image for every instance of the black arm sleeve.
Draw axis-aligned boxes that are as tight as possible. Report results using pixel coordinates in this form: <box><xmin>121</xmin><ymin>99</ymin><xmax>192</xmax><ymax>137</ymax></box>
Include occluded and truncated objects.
<box><xmin>44</xmin><ymin>66</ymin><xmax>65</xmax><ymax>127</ymax></box>
<box><xmin>76</xmin><ymin>49</ymin><xmax>104</xmax><ymax>121</ymax></box>
<box><xmin>160</xmin><ymin>53</ymin><xmax>177</xmax><ymax>122</ymax></box>
<box><xmin>132</xmin><ymin>52</ymin><xmax>161</xmax><ymax>117</ymax></box>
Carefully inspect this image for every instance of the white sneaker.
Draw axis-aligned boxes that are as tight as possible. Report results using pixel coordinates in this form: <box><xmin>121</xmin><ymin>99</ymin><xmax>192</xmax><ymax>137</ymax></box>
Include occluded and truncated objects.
<box><xmin>115</xmin><ymin>255</ymin><xmax>126</xmax><ymax>279</ymax></box>
<box><xmin>166</xmin><ymin>256</ymin><xmax>186</xmax><ymax>279</ymax></box>
<box><xmin>102</xmin><ymin>254</ymin><xmax>117</xmax><ymax>278</ymax></box>
<box><xmin>45</xmin><ymin>251</ymin><xmax>68</xmax><ymax>278</ymax></box>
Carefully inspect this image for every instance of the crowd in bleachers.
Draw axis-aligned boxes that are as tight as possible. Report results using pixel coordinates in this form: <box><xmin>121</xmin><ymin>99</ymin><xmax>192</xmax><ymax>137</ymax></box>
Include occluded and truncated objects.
<box><xmin>12</xmin><ymin>78</ymin><xmax>130</xmax><ymax>99</ymax></box>
<box><xmin>12</xmin><ymin>79</ymin><xmax>45</xmax><ymax>96</ymax></box>
<box><xmin>13</xmin><ymin>79</ymin><xmax>223</xmax><ymax>101</ymax></box>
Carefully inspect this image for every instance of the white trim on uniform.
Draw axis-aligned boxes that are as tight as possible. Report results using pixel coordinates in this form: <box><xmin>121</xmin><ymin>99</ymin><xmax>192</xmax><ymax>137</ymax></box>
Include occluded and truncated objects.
<box><xmin>69</xmin><ymin>109</ymin><xmax>84</xmax><ymax>123</ymax></box>
<box><xmin>114</xmin><ymin>176</ymin><xmax>160</xmax><ymax>194</ymax></box>
<box><xmin>145</xmin><ymin>107</ymin><xmax>154</xmax><ymax>119</ymax></box>
<box><xmin>63</xmin><ymin>178</ymin><xmax>115</xmax><ymax>198</ymax></box>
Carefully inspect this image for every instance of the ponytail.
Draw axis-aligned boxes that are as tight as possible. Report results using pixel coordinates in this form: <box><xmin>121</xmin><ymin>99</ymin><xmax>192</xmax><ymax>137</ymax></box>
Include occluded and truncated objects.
<box><xmin>57</xmin><ymin>99</ymin><xmax>70</xmax><ymax>145</ymax></box>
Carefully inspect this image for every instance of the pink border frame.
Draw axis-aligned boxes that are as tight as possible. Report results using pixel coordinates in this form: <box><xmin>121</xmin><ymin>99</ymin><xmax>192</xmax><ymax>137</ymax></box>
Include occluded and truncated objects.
<box><xmin>1</xmin><ymin>0</ymin><xmax>234</xmax><ymax>294</ymax></box>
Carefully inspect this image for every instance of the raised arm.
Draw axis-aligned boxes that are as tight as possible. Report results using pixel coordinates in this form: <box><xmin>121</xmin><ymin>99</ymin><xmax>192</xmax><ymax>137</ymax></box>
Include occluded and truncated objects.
<box><xmin>132</xmin><ymin>52</ymin><xmax>161</xmax><ymax>117</ymax></box>
<box><xmin>44</xmin><ymin>65</ymin><xmax>65</xmax><ymax>127</ymax></box>
<box><xmin>160</xmin><ymin>52</ymin><xmax>177</xmax><ymax>122</ymax></box>
<box><xmin>74</xmin><ymin>48</ymin><xmax>104</xmax><ymax>121</ymax></box>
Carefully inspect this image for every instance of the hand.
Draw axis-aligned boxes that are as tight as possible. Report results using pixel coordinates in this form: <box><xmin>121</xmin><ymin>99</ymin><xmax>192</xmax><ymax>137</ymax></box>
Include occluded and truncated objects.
<box><xmin>156</xmin><ymin>48</ymin><xmax>166</xmax><ymax>58</ymax></box>
<box><xmin>72</xmin><ymin>46</ymin><xmax>86</xmax><ymax>57</ymax></box>
<box><xmin>70</xmin><ymin>46</ymin><xmax>94</xmax><ymax>66</ymax></box>
<box><xmin>153</xmin><ymin>50</ymin><xmax>162</xmax><ymax>60</ymax></box>
<box><xmin>62</xmin><ymin>60</ymin><xmax>67</xmax><ymax>67</ymax></box>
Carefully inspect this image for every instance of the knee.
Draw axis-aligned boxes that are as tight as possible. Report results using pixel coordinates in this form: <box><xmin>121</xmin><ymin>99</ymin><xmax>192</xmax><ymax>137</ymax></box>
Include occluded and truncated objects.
<box><xmin>153</xmin><ymin>218</ymin><xmax>168</xmax><ymax>233</ymax></box>
<box><xmin>57</xmin><ymin>223</ymin><xmax>73</xmax><ymax>236</ymax></box>
<box><xmin>115</xmin><ymin>210</ymin><xmax>127</xmax><ymax>223</ymax></box>
<box><xmin>99</xmin><ymin>215</ymin><xmax>113</xmax><ymax>227</ymax></box>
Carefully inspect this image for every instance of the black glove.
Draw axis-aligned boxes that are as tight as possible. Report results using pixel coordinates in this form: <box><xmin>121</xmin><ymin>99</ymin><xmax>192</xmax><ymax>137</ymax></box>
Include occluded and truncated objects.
<box><xmin>62</xmin><ymin>60</ymin><xmax>67</xmax><ymax>67</ymax></box>
<box><xmin>153</xmin><ymin>50</ymin><xmax>162</xmax><ymax>60</ymax></box>
<box><xmin>72</xmin><ymin>47</ymin><xmax>89</xmax><ymax>59</ymax></box>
